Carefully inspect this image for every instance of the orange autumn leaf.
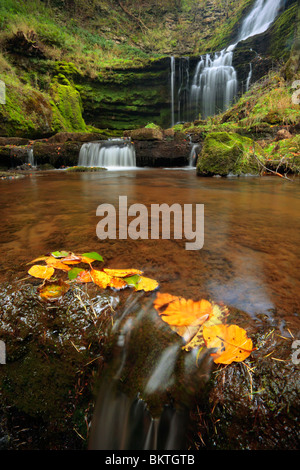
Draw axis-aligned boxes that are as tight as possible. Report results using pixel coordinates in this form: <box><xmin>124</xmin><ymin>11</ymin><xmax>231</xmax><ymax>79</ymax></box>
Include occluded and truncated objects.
<box><xmin>46</xmin><ymin>257</ymin><xmax>71</xmax><ymax>271</ymax></box>
<box><xmin>76</xmin><ymin>270</ymin><xmax>93</xmax><ymax>283</ymax></box>
<box><xmin>159</xmin><ymin>298</ymin><xmax>213</xmax><ymax>327</ymax></box>
<box><xmin>90</xmin><ymin>269</ymin><xmax>112</xmax><ymax>289</ymax></box>
<box><xmin>61</xmin><ymin>254</ymin><xmax>82</xmax><ymax>265</ymax></box>
<box><xmin>28</xmin><ymin>265</ymin><xmax>55</xmax><ymax>280</ymax></box>
<box><xmin>153</xmin><ymin>292</ymin><xmax>180</xmax><ymax>312</ymax></box>
<box><xmin>203</xmin><ymin>324</ymin><xmax>254</xmax><ymax>364</ymax></box>
<box><xmin>103</xmin><ymin>268</ymin><xmax>143</xmax><ymax>277</ymax></box>
<box><xmin>38</xmin><ymin>279</ymin><xmax>69</xmax><ymax>302</ymax></box>
<box><xmin>134</xmin><ymin>276</ymin><xmax>159</xmax><ymax>292</ymax></box>
<box><xmin>109</xmin><ymin>277</ymin><xmax>128</xmax><ymax>290</ymax></box>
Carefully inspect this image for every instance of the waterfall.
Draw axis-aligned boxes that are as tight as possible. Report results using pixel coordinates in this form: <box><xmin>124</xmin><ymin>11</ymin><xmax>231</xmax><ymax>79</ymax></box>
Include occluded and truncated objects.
<box><xmin>89</xmin><ymin>296</ymin><xmax>213</xmax><ymax>450</ymax></box>
<box><xmin>170</xmin><ymin>56</ymin><xmax>175</xmax><ymax>127</ymax></box>
<box><xmin>27</xmin><ymin>147</ymin><xmax>36</xmax><ymax>167</ymax></box>
<box><xmin>78</xmin><ymin>139</ymin><xmax>136</xmax><ymax>168</ymax></box>
<box><xmin>189</xmin><ymin>143</ymin><xmax>200</xmax><ymax>167</ymax></box>
<box><xmin>188</xmin><ymin>0</ymin><xmax>283</xmax><ymax>120</ymax></box>
<box><xmin>190</xmin><ymin>49</ymin><xmax>238</xmax><ymax>120</ymax></box>
<box><xmin>238</xmin><ymin>0</ymin><xmax>283</xmax><ymax>43</ymax></box>
<box><xmin>246</xmin><ymin>62</ymin><xmax>253</xmax><ymax>91</ymax></box>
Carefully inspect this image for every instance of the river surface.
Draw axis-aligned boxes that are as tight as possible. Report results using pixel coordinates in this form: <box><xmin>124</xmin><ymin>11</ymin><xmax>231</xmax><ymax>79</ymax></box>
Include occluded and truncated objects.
<box><xmin>0</xmin><ymin>169</ymin><xmax>299</xmax><ymax>330</ymax></box>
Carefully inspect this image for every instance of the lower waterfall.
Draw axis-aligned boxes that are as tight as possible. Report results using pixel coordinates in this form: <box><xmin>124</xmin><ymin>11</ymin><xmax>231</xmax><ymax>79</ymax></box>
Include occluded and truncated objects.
<box><xmin>78</xmin><ymin>139</ymin><xmax>136</xmax><ymax>168</ymax></box>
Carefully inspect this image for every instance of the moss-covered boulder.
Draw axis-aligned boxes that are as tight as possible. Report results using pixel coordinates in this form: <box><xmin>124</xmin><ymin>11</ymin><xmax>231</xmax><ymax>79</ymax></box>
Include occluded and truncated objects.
<box><xmin>196</xmin><ymin>132</ymin><xmax>265</xmax><ymax>176</ymax></box>
<box><xmin>49</xmin><ymin>75</ymin><xmax>86</xmax><ymax>133</ymax></box>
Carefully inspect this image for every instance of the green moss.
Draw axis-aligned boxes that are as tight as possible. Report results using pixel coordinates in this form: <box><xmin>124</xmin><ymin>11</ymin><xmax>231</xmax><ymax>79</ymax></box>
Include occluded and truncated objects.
<box><xmin>196</xmin><ymin>132</ymin><xmax>265</xmax><ymax>176</ymax></box>
<box><xmin>49</xmin><ymin>76</ymin><xmax>86</xmax><ymax>132</ymax></box>
<box><xmin>264</xmin><ymin>135</ymin><xmax>300</xmax><ymax>174</ymax></box>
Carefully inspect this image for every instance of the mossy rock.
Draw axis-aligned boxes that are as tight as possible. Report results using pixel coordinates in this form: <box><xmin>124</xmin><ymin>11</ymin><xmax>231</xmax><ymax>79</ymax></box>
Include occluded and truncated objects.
<box><xmin>196</xmin><ymin>132</ymin><xmax>265</xmax><ymax>177</ymax></box>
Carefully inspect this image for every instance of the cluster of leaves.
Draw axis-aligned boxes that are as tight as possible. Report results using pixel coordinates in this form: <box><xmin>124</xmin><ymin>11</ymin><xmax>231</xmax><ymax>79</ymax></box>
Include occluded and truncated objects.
<box><xmin>27</xmin><ymin>249</ymin><xmax>159</xmax><ymax>302</ymax></box>
<box><xmin>27</xmin><ymin>250</ymin><xmax>255</xmax><ymax>365</ymax></box>
<box><xmin>154</xmin><ymin>292</ymin><xmax>255</xmax><ymax>365</ymax></box>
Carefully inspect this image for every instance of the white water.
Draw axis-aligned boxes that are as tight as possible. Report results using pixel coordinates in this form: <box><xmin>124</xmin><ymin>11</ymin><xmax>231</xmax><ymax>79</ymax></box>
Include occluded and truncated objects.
<box><xmin>188</xmin><ymin>0</ymin><xmax>283</xmax><ymax>119</ymax></box>
<box><xmin>238</xmin><ymin>0</ymin><xmax>283</xmax><ymax>43</ymax></box>
<box><xmin>189</xmin><ymin>143</ymin><xmax>200</xmax><ymax>167</ymax></box>
<box><xmin>78</xmin><ymin>140</ymin><xmax>136</xmax><ymax>168</ymax></box>
<box><xmin>171</xmin><ymin>56</ymin><xmax>175</xmax><ymax>126</ymax></box>
<box><xmin>27</xmin><ymin>148</ymin><xmax>36</xmax><ymax>167</ymax></box>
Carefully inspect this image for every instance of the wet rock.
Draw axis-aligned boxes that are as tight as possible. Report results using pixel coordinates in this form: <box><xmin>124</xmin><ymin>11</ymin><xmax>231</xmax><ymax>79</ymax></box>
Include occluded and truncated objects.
<box><xmin>135</xmin><ymin>140</ymin><xmax>190</xmax><ymax>167</ymax></box>
<box><xmin>196</xmin><ymin>132</ymin><xmax>265</xmax><ymax>176</ymax></box>
<box><xmin>47</xmin><ymin>132</ymin><xmax>107</xmax><ymax>144</ymax></box>
<box><xmin>130</xmin><ymin>127</ymin><xmax>164</xmax><ymax>141</ymax></box>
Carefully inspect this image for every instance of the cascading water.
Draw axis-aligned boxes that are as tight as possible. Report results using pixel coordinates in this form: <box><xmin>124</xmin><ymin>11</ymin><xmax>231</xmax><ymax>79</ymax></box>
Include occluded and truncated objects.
<box><xmin>89</xmin><ymin>295</ymin><xmax>213</xmax><ymax>450</ymax></box>
<box><xmin>171</xmin><ymin>0</ymin><xmax>283</xmax><ymax>122</ymax></box>
<box><xmin>190</xmin><ymin>47</ymin><xmax>238</xmax><ymax>120</ymax></box>
<box><xmin>78</xmin><ymin>139</ymin><xmax>136</xmax><ymax>168</ymax></box>
<box><xmin>237</xmin><ymin>0</ymin><xmax>283</xmax><ymax>43</ymax></box>
<box><xmin>27</xmin><ymin>147</ymin><xmax>36</xmax><ymax>167</ymax></box>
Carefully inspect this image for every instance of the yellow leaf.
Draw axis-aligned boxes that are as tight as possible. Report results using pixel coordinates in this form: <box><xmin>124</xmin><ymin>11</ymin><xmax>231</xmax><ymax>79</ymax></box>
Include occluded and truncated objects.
<box><xmin>46</xmin><ymin>257</ymin><xmax>71</xmax><ymax>271</ymax></box>
<box><xmin>103</xmin><ymin>268</ymin><xmax>143</xmax><ymax>277</ymax></box>
<box><xmin>203</xmin><ymin>324</ymin><xmax>254</xmax><ymax>364</ymax></box>
<box><xmin>90</xmin><ymin>269</ymin><xmax>112</xmax><ymax>289</ymax></box>
<box><xmin>28</xmin><ymin>265</ymin><xmax>55</xmax><ymax>280</ymax></box>
<box><xmin>183</xmin><ymin>303</ymin><xmax>228</xmax><ymax>350</ymax></box>
<box><xmin>135</xmin><ymin>276</ymin><xmax>159</xmax><ymax>292</ymax></box>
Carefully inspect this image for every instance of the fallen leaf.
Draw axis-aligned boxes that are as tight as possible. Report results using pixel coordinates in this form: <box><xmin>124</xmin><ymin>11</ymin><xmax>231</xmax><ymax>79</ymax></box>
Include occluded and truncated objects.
<box><xmin>76</xmin><ymin>270</ymin><xmax>93</xmax><ymax>283</ymax></box>
<box><xmin>183</xmin><ymin>303</ymin><xmax>228</xmax><ymax>350</ymax></box>
<box><xmin>109</xmin><ymin>277</ymin><xmax>128</xmax><ymax>290</ymax></box>
<box><xmin>46</xmin><ymin>257</ymin><xmax>71</xmax><ymax>271</ymax></box>
<box><xmin>38</xmin><ymin>279</ymin><xmax>69</xmax><ymax>302</ymax></box>
<box><xmin>28</xmin><ymin>265</ymin><xmax>55</xmax><ymax>280</ymax></box>
<box><xmin>68</xmin><ymin>267</ymin><xmax>85</xmax><ymax>281</ymax></box>
<box><xmin>153</xmin><ymin>292</ymin><xmax>179</xmax><ymax>312</ymax></box>
<box><xmin>203</xmin><ymin>324</ymin><xmax>254</xmax><ymax>364</ymax></box>
<box><xmin>27</xmin><ymin>255</ymin><xmax>49</xmax><ymax>265</ymax></box>
<box><xmin>103</xmin><ymin>268</ymin><xmax>143</xmax><ymax>277</ymax></box>
<box><xmin>159</xmin><ymin>298</ymin><xmax>213</xmax><ymax>327</ymax></box>
<box><xmin>61</xmin><ymin>253</ymin><xmax>82</xmax><ymax>264</ymax></box>
<box><xmin>134</xmin><ymin>276</ymin><xmax>159</xmax><ymax>292</ymax></box>
<box><xmin>90</xmin><ymin>269</ymin><xmax>112</xmax><ymax>289</ymax></box>
<box><xmin>51</xmin><ymin>250</ymin><xmax>69</xmax><ymax>258</ymax></box>
<box><xmin>81</xmin><ymin>252</ymin><xmax>103</xmax><ymax>262</ymax></box>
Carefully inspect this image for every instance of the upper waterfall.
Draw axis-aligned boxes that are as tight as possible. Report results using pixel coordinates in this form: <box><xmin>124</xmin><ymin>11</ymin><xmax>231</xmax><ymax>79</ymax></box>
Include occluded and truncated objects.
<box><xmin>237</xmin><ymin>0</ymin><xmax>283</xmax><ymax>43</ymax></box>
<box><xmin>170</xmin><ymin>0</ymin><xmax>284</xmax><ymax>124</ymax></box>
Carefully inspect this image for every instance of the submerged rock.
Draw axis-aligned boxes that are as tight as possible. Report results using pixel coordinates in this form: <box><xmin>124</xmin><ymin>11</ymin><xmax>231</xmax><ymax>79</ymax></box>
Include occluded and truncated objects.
<box><xmin>196</xmin><ymin>131</ymin><xmax>265</xmax><ymax>176</ymax></box>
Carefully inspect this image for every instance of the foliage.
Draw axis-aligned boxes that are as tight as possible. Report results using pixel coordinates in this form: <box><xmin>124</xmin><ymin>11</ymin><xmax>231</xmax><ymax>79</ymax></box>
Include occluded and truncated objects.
<box><xmin>27</xmin><ymin>250</ymin><xmax>159</xmax><ymax>297</ymax></box>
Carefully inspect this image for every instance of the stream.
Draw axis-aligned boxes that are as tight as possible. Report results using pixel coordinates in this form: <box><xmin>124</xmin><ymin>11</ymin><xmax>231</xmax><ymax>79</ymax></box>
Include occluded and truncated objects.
<box><xmin>0</xmin><ymin>168</ymin><xmax>299</xmax><ymax>450</ymax></box>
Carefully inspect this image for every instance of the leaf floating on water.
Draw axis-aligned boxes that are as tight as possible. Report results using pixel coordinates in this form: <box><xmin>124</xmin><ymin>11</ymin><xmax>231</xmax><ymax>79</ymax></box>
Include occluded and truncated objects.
<box><xmin>60</xmin><ymin>253</ymin><xmax>83</xmax><ymax>264</ymax></box>
<box><xmin>90</xmin><ymin>269</ymin><xmax>112</xmax><ymax>289</ymax></box>
<box><xmin>109</xmin><ymin>277</ymin><xmax>128</xmax><ymax>290</ymax></box>
<box><xmin>38</xmin><ymin>279</ymin><xmax>70</xmax><ymax>302</ymax></box>
<box><xmin>153</xmin><ymin>292</ymin><xmax>180</xmax><ymax>312</ymax></box>
<box><xmin>203</xmin><ymin>324</ymin><xmax>255</xmax><ymax>364</ymax></box>
<box><xmin>81</xmin><ymin>252</ymin><xmax>103</xmax><ymax>262</ymax></box>
<box><xmin>159</xmin><ymin>298</ymin><xmax>213</xmax><ymax>327</ymax></box>
<box><xmin>27</xmin><ymin>255</ymin><xmax>49</xmax><ymax>265</ymax></box>
<box><xmin>76</xmin><ymin>269</ymin><xmax>93</xmax><ymax>283</ymax></box>
<box><xmin>28</xmin><ymin>265</ymin><xmax>55</xmax><ymax>280</ymax></box>
<box><xmin>46</xmin><ymin>257</ymin><xmax>71</xmax><ymax>271</ymax></box>
<box><xmin>51</xmin><ymin>250</ymin><xmax>69</xmax><ymax>258</ymax></box>
<box><xmin>134</xmin><ymin>276</ymin><xmax>159</xmax><ymax>292</ymax></box>
<box><xmin>103</xmin><ymin>268</ymin><xmax>143</xmax><ymax>278</ymax></box>
<box><xmin>68</xmin><ymin>267</ymin><xmax>85</xmax><ymax>281</ymax></box>
<box><xmin>124</xmin><ymin>274</ymin><xmax>142</xmax><ymax>289</ymax></box>
<box><xmin>183</xmin><ymin>303</ymin><xmax>228</xmax><ymax>351</ymax></box>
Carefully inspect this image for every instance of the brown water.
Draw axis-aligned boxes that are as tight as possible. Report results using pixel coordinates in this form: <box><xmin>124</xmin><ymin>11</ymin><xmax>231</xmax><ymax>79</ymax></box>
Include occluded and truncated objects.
<box><xmin>0</xmin><ymin>169</ymin><xmax>299</xmax><ymax>329</ymax></box>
